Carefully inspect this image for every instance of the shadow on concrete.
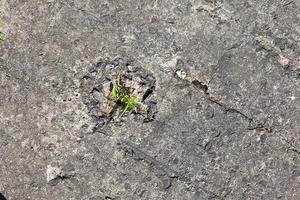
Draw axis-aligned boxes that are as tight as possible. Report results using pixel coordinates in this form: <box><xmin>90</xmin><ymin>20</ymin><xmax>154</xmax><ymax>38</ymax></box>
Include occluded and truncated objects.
<box><xmin>0</xmin><ymin>193</ymin><xmax>7</xmax><ymax>200</ymax></box>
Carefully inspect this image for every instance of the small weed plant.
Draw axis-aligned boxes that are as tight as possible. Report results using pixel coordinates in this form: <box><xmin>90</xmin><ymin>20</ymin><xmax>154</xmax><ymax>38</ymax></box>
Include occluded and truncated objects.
<box><xmin>111</xmin><ymin>76</ymin><xmax>138</xmax><ymax>114</ymax></box>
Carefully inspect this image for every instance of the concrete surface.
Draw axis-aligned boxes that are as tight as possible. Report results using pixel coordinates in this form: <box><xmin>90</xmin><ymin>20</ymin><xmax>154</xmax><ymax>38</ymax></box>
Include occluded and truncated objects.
<box><xmin>0</xmin><ymin>0</ymin><xmax>300</xmax><ymax>199</ymax></box>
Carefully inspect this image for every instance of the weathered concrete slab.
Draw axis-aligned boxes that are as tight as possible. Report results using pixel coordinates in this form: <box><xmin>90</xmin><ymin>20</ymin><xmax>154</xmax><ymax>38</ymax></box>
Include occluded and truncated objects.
<box><xmin>0</xmin><ymin>0</ymin><xmax>299</xmax><ymax>199</ymax></box>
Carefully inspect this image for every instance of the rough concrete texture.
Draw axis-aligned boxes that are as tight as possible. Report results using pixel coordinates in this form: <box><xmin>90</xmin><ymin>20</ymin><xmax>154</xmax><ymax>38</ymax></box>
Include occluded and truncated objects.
<box><xmin>0</xmin><ymin>0</ymin><xmax>300</xmax><ymax>199</ymax></box>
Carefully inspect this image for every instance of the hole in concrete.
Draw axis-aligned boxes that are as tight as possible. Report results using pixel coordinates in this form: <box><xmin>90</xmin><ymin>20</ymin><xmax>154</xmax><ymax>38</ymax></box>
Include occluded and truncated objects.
<box><xmin>79</xmin><ymin>57</ymin><xmax>157</xmax><ymax>132</ymax></box>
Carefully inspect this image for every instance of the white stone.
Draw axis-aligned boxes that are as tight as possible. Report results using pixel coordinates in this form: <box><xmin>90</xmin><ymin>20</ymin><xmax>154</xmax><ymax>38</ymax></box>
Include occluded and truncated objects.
<box><xmin>46</xmin><ymin>165</ymin><xmax>62</xmax><ymax>183</ymax></box>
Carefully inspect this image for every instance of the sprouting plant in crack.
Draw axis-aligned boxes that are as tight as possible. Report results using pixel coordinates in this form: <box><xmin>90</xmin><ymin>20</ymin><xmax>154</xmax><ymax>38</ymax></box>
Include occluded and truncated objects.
<box><xmin>111</xmin><ymin>75</ymin><xmax>138</xmax><ymax>115</ymax></box>
<box><xmin>0</xmin><ymin>32</ymin><xmax>4</xmax><ymax>44</ymax></box>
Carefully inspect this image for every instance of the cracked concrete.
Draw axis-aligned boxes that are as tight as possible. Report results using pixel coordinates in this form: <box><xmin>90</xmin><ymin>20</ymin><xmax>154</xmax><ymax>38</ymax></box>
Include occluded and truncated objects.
<box><xmin>0</xmin><ymin>0</ymin><xmax>300</xmax><ymax>200</ymax></box>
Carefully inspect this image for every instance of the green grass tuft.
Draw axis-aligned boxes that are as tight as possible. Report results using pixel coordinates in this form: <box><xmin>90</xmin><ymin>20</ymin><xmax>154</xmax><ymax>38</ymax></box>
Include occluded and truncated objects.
<box><xmin>120</xmin><ymin>95</ymin><xmax>138</xmax><ymax>113</ymax></box>
<box><xmin>111</xmin><ymin>76</ymin><xmax>138</xmax><ymax>114</ymax></box>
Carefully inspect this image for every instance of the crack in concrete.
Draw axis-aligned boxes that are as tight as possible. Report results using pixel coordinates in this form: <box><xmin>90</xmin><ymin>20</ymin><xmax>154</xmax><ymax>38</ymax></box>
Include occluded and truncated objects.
<box><xmin>190</xmin><ymin>79</ymin><xmax>276</xmax><ymax>136</ymax></box>
<box><xmin>173</xmin><ymin>69</ymin><xmax>274</xmax><ymax>133</ymax></box>
<box><xmin>277</xmin><ymin>133</ymin><xmax>300</xmax><ymax>156</ymax></box>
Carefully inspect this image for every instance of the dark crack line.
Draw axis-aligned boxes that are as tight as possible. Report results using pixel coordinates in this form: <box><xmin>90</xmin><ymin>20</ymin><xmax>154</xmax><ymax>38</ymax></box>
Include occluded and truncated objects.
<box><xmin>191</xmin><ymin>80</ymin><xmax>252</xmax><ymax>122</ymax></box>
<box><xmin>190</xmin><ymin>79</ymin><xmax>277</xmax><ymax>135</ymax></box>
<box><xmin>278</xmin><ymin>133</ymin><xmax>300</xmax><ymax>156</ymax></box>
<box><xmin>283</xmin><ymin>1</ymin><xmax>294</xmax><ymax>7</ymax></box>
<box><xmin>207</xmin><ymin>95</ymin><xmax>251</xmax><ymax>121</ymax></box>
<box><xmin>173</xmin><ymin>69</ymin><xmax>274</xmax><ymax>133</ymax></box>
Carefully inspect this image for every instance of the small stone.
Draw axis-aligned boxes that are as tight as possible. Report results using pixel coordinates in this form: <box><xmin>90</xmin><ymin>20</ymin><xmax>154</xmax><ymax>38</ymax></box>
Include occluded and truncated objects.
<box><xmin>278</xmin><ymin>55</ymin><xmax>289</xmax><ymax>66</ymax></box>
<box><xmin>105</xmin><ymin>64</ymin><xmax>115</xmax><ymax>70</ymax></box>
<box><xmin>102</xmin><ymin>81</ymin><xmax>112</xmax><ymax>97</ymax></box>
<box><xmin>176</xmin><ymin>70</ymin><xmax>187</xmax><ymax>79</ymax></box>
<box><xmin>46</xmin><ymin>165</ymin><xmax>62</xmax><ymax>185</ymax></box>
<box><xmin>127</xmin><ymin>65</ymin><xmax>137</xmax><ymax>72</ymax></box>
